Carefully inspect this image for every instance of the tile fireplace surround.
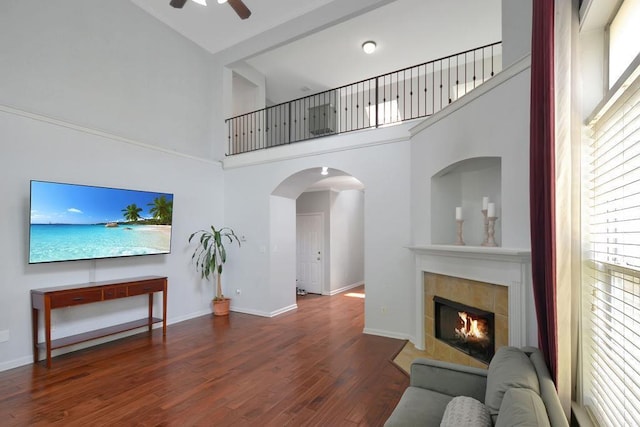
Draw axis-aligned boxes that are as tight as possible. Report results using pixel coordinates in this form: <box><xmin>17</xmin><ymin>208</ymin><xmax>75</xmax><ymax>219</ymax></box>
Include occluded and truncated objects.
<box><xmin>409</xmin><ymin>245</ymin><xmax>533</xmax><ymax>367</ymax></box>
<box><xmin>427</xmin><ymin>273</ymin><xmax>506</xmax><ymax>368</ymax></box>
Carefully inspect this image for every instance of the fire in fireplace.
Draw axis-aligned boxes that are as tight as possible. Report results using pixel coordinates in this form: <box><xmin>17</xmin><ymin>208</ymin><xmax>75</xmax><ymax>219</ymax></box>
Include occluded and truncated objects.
<box><xmin>433</xmin><ymin>296</ymin><xmax>495</xmax><ymax>364</ymax></box>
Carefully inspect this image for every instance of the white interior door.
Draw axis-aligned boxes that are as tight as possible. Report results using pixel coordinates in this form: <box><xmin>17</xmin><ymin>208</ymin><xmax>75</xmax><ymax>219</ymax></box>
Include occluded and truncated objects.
<box><xmin>296</xmin><ymin>213</ymin><xmax>323</xmax><ymax>294</ymax></box>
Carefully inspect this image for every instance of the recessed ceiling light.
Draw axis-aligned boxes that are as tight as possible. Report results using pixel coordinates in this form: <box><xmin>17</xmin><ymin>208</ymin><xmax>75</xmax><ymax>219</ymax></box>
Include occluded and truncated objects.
<box><xmin>321</xmin><ymin>167</ymin><xmax>329</xmax><ymax>176</ymax></box>
<box><xmin>217</xmin><ymin>0</ymin><xmax>227</xmax><ymax>3</ymax></box>
<box><xmin>362</xmin><ymin>41</ymin><xmax>377</xmax><ymax>54</ymax></box>
<box><xmin>193</xmin><ymin>0</ymin><xmax>207</xmax><ymax>5</ymax></box>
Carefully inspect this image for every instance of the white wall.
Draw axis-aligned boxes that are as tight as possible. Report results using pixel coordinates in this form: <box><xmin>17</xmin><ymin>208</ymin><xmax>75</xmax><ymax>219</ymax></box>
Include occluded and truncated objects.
<box><xmin>223</xmin><ymin>127</ymin><xmax>413</xmax><ymax>338</ymax></box>
<box><xmin>410</xmin><ymin>66</ymin><xmax>531</xmax><ymax>250</ymax></box>
<box><xmin>0</xmin><ymin>0</ymin><xmax>216</xmax><ymax>160</ymax></box>
<box><xmin>228</xmin><ymin>62</ymin><xmax>267</xmax><ymax>117</ymax></box>
<box><xmin>0</xmin><ymin>0</ymin><xmax>223</xmax><ymax>371</ymax></box>
<box><xmin>329</xmin><ymin>190</ymin><xmax>365</xmax><ymax>292</ymax></box>
<box><xmin>579</xmin><ymin>28</ymin><xmax>607</xmax><ymax>119</ymax></box>
<box><xmin>0</xmin><ymin>109</ymin><xmax>224</xmax><ymax>370</ymax></box>
<box><xmin>502</xmin><ymin>0</ymin><xmax>532</xmax><ymax>67</ymax></box>
<box><xmin>268</xmin><ymin>196</ymin><xmax>298</xmax><ymax>313</ymax></box>
<box><xmin>410</xmin><ymin>60</ymin><xmax>536</xmax><ymax>345</ymax></box>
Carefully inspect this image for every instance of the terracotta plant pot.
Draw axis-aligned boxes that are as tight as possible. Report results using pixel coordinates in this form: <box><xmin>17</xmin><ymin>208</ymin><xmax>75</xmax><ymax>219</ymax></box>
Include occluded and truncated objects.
<box><xmin>213</xmin><ymin>298</ymin><xmax>231</xmax><ymax>316</ymax></box>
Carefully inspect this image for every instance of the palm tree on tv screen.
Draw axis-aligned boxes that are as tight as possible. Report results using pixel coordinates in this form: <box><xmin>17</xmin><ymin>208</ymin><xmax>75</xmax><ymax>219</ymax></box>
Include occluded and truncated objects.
<box><xmin>148</xmin><ymin>196</ymin><xmax>173</xmax><ymax>225</ymax></box>
<box><xmin>122</xmin><ymin>204</ymin><xmax>143</xmax><ymax>223</ymax></box>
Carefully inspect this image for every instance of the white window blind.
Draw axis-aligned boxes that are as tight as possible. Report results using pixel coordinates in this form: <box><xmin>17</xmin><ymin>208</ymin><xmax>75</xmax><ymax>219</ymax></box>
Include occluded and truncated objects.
<box><xmin>586</xmin><ymin>70</ymin><xmax>640</xmax><ymax>426</ymax></box>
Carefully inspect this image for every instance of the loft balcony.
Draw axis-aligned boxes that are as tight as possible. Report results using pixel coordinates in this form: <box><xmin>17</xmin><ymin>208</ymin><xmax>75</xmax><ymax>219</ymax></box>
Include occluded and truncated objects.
<box><xmin>226</xmin><ymin>42</ymin><xmax>502</xmax><ymax>156</ymax></box>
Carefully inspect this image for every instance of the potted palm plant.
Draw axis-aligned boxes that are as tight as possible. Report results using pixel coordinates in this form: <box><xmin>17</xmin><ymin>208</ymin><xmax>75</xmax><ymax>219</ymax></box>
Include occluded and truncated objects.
<box><xmin>189</xmin><ymin>226</ymin><xmax>241</xmax><ymax>316</ymax></box>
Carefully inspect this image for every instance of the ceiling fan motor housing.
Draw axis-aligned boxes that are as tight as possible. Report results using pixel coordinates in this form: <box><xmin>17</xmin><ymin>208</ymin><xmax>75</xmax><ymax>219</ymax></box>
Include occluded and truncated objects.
<box><xmin>169</xmin><ymin>0</ymin><xmax>188</xmax><ymax>8</ymax></box>
<box><xmin>169</xmin><ymin>0</ymin><xmax>251</xmax><ymax>20</ymax></box>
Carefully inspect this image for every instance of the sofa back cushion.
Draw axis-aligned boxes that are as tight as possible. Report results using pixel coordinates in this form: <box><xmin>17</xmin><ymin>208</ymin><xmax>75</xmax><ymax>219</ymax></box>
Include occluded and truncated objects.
<box><xmin>525</xmin><ymin>348</ymin><xmax>569</xmax><ymax>427</ymax></box>
<box><xmin>485</xmin><ymin>347</ymin><xmax>541</xmax><ymax>422</ymax></box>
<box><xmin>494</xmin><ymin>388</ymin><xmax>551</xmax><ymax>427</ymax></box>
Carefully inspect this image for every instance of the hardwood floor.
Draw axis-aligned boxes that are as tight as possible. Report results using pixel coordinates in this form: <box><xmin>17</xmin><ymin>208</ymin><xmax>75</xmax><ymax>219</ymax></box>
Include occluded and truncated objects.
<box><xmin>0</xmin><ymin>286</ymin><xmax>409</xmax><ymax>426</ymax></box>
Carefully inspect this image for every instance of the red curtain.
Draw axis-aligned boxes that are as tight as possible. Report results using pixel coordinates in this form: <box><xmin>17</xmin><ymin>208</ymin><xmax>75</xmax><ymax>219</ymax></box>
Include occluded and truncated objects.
<box><xmin>529</xmin><ymin>0</ymin><xmax>557</xmax><ymax>383</ymax></box>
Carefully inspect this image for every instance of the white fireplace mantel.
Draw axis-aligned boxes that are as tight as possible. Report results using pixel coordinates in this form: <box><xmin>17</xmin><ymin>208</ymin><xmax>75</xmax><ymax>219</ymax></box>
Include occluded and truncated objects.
<box><xmin>408</xmin><ymin>244</ymin><xmax>534</xmax><ymax>350</ymax></box>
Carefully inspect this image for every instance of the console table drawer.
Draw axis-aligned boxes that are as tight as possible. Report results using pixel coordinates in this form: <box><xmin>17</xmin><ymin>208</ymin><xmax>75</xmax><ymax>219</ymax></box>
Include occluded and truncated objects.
<box><xmin>127</xmin><ymin>280</ymin><xmax>165</xmax><ymax>296</ymax></box>
<box><xmin>50</xmin><ymin>290</ymin><xmax>103</xmax><ymax>308</ymax></box>
<box><xmin>103</xmin><ymin>286</ymin><xmax>127</xmax><ymax>300</ymax></box>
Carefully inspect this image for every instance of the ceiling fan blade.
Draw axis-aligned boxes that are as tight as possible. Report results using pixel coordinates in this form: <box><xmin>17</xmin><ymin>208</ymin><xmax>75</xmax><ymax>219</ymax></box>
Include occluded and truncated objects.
<box><xmin>170</xmin><ymin>0</ymin><xmax>188</xmax><ymax>8</ymax></box>
<box><xmin>227</xmin><ymin>0</ymin><xmax>251</xmax><ymax>20</ymax></box>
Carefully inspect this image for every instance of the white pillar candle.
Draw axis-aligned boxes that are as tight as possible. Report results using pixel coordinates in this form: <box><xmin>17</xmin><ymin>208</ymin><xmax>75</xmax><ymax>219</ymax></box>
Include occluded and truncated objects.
<box><xmin>482</xmin><ymin>196</ymin><xmax>489</xmax><ymax>210</ymax></box>
<box><xmin>487</xmin><ymin>202</ymin><xmax>496</xmax><ymax>217</ymax></box>
<box><xmin>456</xmin><ymin>206</ymin><xmax>462</xmax><ymax>220</ymax></box>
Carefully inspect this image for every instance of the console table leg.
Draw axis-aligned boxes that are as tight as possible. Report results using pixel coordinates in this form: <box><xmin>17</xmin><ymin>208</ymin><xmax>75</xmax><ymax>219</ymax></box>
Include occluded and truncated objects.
<box><xmin>32</xmin><ymin>307</ymin><xmax>39</xmax><ymax>364</ymax></box>
<box><xmin>44</xmin><ymin>302</ymin><xmax>52</xmax><ymax>368</ymax></box>
<box><xmin>148</xmin><ymin>293</ymin><xmax>153</xmax><ymax>333</ymax></box>
<box><xmin>162</xmin><ymin>284</ymin><xmax>167</xmax><ymax>337</ymax></box>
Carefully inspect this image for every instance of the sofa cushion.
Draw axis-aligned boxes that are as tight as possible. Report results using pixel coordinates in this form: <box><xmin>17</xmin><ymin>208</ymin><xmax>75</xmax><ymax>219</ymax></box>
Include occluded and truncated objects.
<box><xmin>440</xmin><ymin>396</ymin><xmax>491</xmax><ymax>427</ymax></box>
<box><xmin>485</xmin><ymin>347</ymin><xmax>541</xmax><ymax>422</ymax></box>
<box><xmin>495</xmin><ymin>388</ymin><xmax>551</xmax><ymax>427</ymax></box>
<box><xmin>384</xmin><ymin>386</ymin><xmax>453</xmax><ymax>427</ymax></box>
<box><xmin>526</xmin><ymin>349</ymin><xmax>569</xmax><ymax>427</ymax></box>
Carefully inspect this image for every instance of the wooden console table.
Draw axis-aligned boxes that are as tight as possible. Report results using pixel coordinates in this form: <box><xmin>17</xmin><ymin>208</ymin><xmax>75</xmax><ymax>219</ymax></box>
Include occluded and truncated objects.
<box><xmin>31</xmin><ymin>276</ymin><xmax>167</xmax><ymax>368</ymax></box>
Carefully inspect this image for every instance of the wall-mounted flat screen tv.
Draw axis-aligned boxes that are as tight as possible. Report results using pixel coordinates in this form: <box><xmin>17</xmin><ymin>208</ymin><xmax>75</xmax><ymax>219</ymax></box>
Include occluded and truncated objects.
<box><xmin>29</xmin><ymin>180</ymin><xmax>174</xmax><ymax>264</ymax></box>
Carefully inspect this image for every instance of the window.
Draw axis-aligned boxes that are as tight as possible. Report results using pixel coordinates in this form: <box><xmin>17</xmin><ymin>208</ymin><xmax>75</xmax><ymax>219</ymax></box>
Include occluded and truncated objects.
<box><xmin>584</xmin><ymin>61</ymin><xmax>640</xmax><ymax>426</ymax></box>
<box><xmin>581</xmin><ymin>1</ymin><xmax>640</xmax><ymax>422</ymax></box>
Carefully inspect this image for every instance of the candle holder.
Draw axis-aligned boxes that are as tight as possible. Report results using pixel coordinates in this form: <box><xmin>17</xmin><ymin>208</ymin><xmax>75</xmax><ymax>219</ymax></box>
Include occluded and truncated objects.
<box><xmin>455</xmin><ymin>220</ymin><xmax>466</xmax><ymax>245</ymax></box>
<box><xmin>486</xmin><ymin>216</ymin><xmax>499</xmax><ymax>247</ymax></box>
<box><xmin>481</xmin><ymin>209</ymin><xmax>489</xmax><ymax>246</ymax></box>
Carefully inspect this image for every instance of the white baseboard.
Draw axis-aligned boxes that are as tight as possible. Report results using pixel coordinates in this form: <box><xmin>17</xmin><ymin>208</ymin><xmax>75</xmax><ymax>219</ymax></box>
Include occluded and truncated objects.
<box><xmin>167</xmin><ymin>309</ymin><xmax>212</xmax><ymax>325</ymax></box>
<box><xmin>0</xmin><ymin>356</ymin><xmax>33</xmax><ymax>373</ymax></box>
<box><xmin>0</xmin><ymin>323</ymin><xmax>169</xmax><ymax>373</ymax></box>
<box><xmin>328</xmin><ymin>281</ymin><xmax>365</xmax><ymax>296</ymax></box>
<box><xmin>0</xmin><ymin>310</ymin><xmax>214</xmax><ymax>373</ymax></box>
<box><xmin>363</xmin><ymin>327</ymin><xmax>411</xmax><ymax>342</ymax></box>
<box><xmin>268</xmin><ymin>304</ymin><xmax>298</xmax><ymax>317</ymax></box>
<box><xmin>231</xmin><ymin>303</ymin><xmax>298</xmax><ymax>318</ymax></box>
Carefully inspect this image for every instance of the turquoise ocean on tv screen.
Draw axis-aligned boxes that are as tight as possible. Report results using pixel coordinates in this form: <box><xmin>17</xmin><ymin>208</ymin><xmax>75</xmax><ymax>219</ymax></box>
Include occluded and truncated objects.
<box><xmin>29</xmin><ymin>224</ymin><xmax>171</xmax><ymax>263</ymax></box>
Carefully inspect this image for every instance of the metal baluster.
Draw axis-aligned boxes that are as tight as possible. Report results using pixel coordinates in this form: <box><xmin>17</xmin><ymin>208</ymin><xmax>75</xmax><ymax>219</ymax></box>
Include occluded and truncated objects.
<box><xmin>432</xmin><ymin>62</ymin><xmax>435</xmax><ymax>115</ymax></box>
<box><xmin>482</xmin><ymin>46</ymin><xmax>486</xmax><ymax>84</ymax></box>
<box><xmin>491</xmin><ymin>45</ymin><xmax>495</xmax><ymax>76</ymax></box>
<box><xmin>472</xmin><ymin>50</ymin><xmax>476</xmax><ymax>90</ymax></box>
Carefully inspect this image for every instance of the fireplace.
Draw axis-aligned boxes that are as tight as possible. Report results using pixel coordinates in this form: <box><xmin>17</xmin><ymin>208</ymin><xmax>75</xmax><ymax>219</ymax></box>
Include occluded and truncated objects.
<box><xmin>434</xmin><ymin>296</ymin><xmax>495</xmax><ymax>364</ymax></box>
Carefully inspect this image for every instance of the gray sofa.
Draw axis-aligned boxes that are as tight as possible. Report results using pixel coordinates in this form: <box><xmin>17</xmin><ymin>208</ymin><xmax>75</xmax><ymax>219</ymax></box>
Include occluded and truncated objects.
<box><xmin>385</xmin><ymin>346</ymin><xmax>569</xmax><ymax>426</ymax></box>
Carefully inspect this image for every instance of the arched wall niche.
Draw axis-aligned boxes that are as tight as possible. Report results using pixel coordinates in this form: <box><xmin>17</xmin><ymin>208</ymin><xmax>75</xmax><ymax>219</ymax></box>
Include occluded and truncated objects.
<box><xmin>430</xmin><ymin>156</ymin><xmax>502</xmax><ymax>246</ymax></box>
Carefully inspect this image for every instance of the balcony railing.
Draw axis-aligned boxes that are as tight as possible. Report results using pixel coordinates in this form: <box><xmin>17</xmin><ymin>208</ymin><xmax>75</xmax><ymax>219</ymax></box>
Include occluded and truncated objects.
<box><xmin>226</xmin><ymin>41</ymin><xmax>502</xmax><ymax>156</ymax></box>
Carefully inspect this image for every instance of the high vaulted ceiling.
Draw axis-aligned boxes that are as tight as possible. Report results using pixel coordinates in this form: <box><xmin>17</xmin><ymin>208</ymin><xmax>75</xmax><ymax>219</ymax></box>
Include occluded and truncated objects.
<box><xmin>247</xmin><ymin>0</ymin><xmax>502</xmax><ymax>104</ymax></box>
<box><xmin>131</xmin><ymin>0</ymin><xmax>339</xmax><ymax>55</ymax></box>
<box><xmin>131</xmin><ymin>0</ymin><xmax>501</xmax><ymax>191</ymax></box>
<box><xmin>131</xmin><ymin>0</ymin><xmax>502</xmax><ymax>106</ymax></box>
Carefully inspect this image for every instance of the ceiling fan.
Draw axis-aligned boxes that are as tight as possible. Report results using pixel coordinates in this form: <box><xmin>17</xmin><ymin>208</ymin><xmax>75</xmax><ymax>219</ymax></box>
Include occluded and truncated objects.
<box><xmin>169</xmin><ymin>0</ymin><xmax>251</xmax><ymax>20</ymax></box>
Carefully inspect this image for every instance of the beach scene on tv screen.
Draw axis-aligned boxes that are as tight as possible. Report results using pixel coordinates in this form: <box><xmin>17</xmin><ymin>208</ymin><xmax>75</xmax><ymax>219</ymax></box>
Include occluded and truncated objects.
<box><xmin>29</xmin><ymin>181</ymin><xmax>173</xmax><ymax>263</ymax></box>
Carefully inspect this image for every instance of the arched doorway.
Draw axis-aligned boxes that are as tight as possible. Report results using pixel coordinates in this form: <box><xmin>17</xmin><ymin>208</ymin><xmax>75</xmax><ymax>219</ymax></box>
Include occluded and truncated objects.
<box><xmin>271</xmin><ymin>167</ymin><xmax>365</xmax><ymax>300</ymax></box>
